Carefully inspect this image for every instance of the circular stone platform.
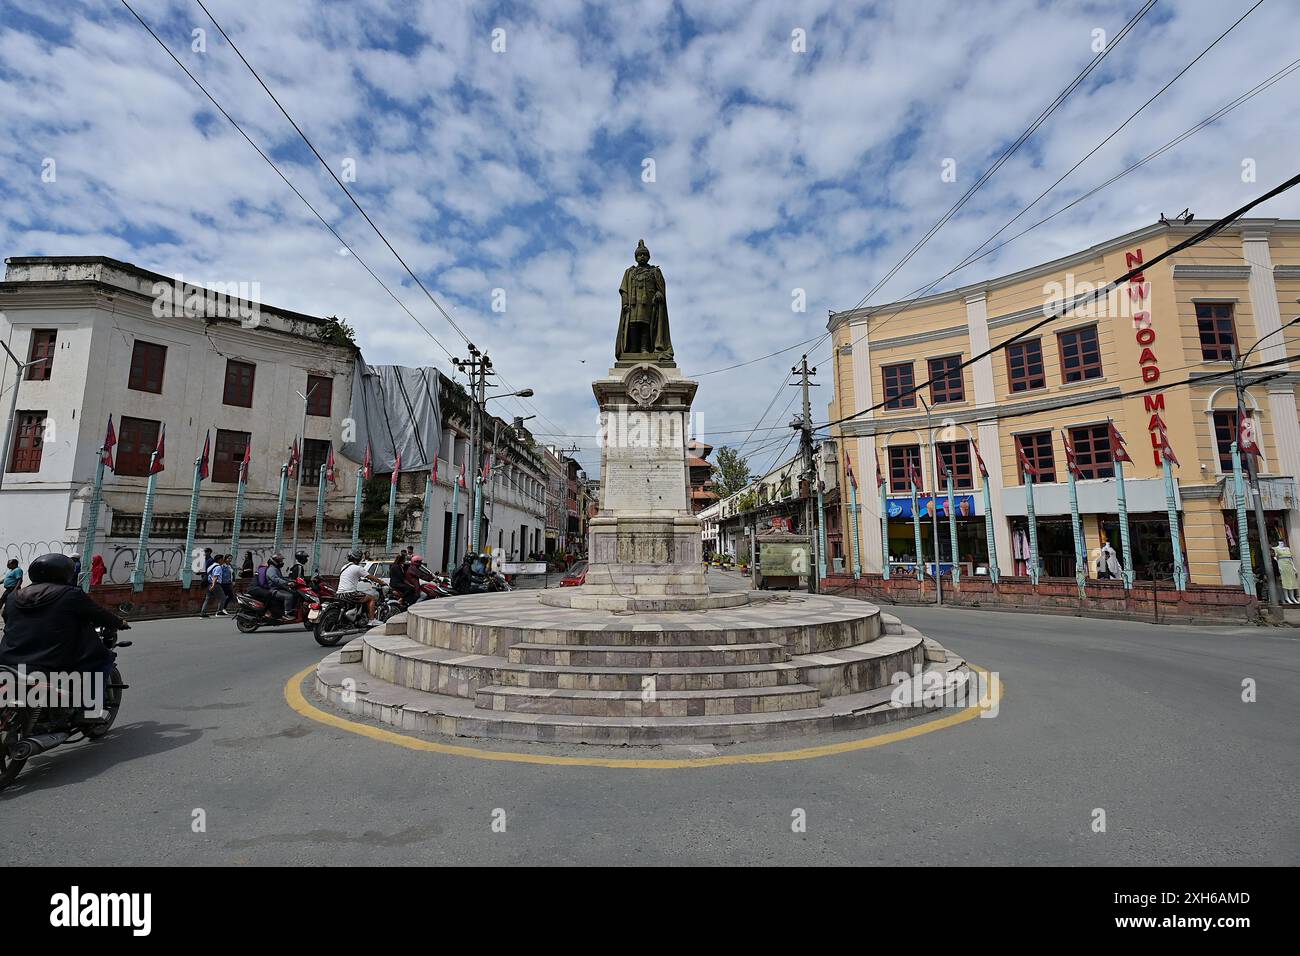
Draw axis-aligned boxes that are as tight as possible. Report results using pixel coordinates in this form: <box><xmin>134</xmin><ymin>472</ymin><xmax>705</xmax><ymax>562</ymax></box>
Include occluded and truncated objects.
<box><xmin>314</xmin><ymin>589</ymin><xmax>968</xmax><ymax>747</ymax></box>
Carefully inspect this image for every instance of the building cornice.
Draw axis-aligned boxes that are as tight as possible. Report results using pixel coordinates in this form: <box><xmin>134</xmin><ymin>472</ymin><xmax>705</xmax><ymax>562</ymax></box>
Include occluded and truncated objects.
<box><xmin>1170</xmin><ymin>264</ymin><xmax>1252</xmax><ymax>280</ymax></box>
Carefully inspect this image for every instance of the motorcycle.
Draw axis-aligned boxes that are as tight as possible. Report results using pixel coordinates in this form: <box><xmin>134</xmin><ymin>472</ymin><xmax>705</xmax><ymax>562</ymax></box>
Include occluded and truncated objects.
<box><xmin>0</xmin><ymin>616</ymin><xmax>132</xmax><ymax>792</ymax></box>
<box><xmin>451</xmin><ymin>554</ymin><xmax>512</xmax><ymax>595</ymax></box>
<box><xmin>234</xmin><ymin>576</ymin><xmax>327</xmax><ymax>633</ymax></box>
<box><xmin>312</xmin><ymin>582</ymin><xmax>398</xmax><ymax>648</ymax></box>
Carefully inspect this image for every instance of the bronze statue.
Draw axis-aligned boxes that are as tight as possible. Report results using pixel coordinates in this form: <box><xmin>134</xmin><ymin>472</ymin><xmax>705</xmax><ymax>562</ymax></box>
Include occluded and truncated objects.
<box><xmin>616</xmin><ymin>239</ymin><xmax>673</xmax><ymax>361</ymax></box>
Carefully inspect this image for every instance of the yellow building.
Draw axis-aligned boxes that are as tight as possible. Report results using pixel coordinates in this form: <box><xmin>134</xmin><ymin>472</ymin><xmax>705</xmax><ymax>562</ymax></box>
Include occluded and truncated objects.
<box><xmin>828</xmin><ymin>218</ymin><xmax>1300</xmax><ymax>586</ymax></box>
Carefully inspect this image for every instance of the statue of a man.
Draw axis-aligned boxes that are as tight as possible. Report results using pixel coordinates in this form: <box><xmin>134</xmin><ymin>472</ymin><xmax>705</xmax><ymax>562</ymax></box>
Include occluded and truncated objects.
<box><xmin>616</xmin><ymin>239</ymin><xmax>673</xmax><ymax>361</ymax></box>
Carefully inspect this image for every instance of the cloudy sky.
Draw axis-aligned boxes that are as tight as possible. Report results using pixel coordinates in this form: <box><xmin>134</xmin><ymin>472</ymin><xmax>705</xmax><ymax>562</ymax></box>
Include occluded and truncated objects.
<box><xmin>3</xmin><ymin>0</ymin><xmax>1299</xmax><ymax>476</ymax></box>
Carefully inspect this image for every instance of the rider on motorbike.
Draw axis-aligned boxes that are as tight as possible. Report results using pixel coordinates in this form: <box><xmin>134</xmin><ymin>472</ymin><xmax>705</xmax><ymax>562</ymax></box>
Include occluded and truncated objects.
<box><xmin>265</xmin><ymin>553</ymin><xmax>296</xmax><ymax>619</ymax></box>
<box><xmin>389</xmin><ymin>551</ymin><xmax>420</xmax><ymax>607</ymax></box>
<box><xmin>0</xmin><ymin>553</ymin><xmax>129</xmax><ymax>696</ymax></box>
<box><xmin>288</xmin><ymin>550</ymin><xmax>310</xmax><ymax>582</ymax></box>
<box><xmin>336</xmin><ymin>550</ymin><xmax>385</xmax><ymax>621</ymax></box>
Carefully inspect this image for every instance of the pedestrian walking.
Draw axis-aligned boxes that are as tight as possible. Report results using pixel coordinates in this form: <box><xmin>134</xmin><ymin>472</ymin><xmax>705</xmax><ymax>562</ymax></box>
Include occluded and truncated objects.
<box><xmin>2</xmin><ymin>559</ymin><xmax>23</xmax><ymax>622</ymax></box>
<box><xmin>199</xmin><ymin>554</ymin><xmax>224</xmax><ymax>618</ymax></box>
<box><xmin>240</xmin><ymin>551</ymin><xmax>254</xmax><ymax>580</ymax></box>
<box><xmin>90</xmin><ymin>554</ymin><xmax>106</xmax><ymax>587</ymax></box>
<box><xmin>216</xmin><ymin>555</ymin><xmax>235</xmax><ymax>614</ymax></box>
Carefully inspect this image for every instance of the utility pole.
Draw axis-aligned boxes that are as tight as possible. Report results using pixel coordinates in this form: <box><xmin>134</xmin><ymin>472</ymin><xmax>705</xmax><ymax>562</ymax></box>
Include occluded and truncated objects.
<box><xmin>919</xmin><ymin>395</ymin><xmax>943</xmax><ymax>606</ymax></box>
<box><xmin>453</xmin><ymin>346</ymin><xmax>492</xmax><ymax>553</ymax></box>
<box><xmin>791</xmin><ymin>356</ymin><xmax>820</xmax><ymax>593</ymax></box>
<box><xmin>1232</xmin><ymin>345</ymin><xmax>1282</xmax><ymax>609</ymax></box>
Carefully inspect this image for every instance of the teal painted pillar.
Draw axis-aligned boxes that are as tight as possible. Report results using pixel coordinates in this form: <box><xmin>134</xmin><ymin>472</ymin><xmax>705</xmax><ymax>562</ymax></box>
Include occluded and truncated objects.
<box><xmin>815</xmin><ymin>484</ymin><xmax>828</xmax><ymax>580</ymax></box>
<box><xmin>385</xmin><ymin>471</ymin><xmax>399</xmax><ymax>554</ymax></box>
<box><xmin>131</xmin><ymin>453</ymin><xmax>160</xmax><ymax>592</ymax></box>
<box><xmin>1114</xmin><ymin>457</ymin><xmax>1135</xmax><ymax>589</ymax></box>
<box><xmin>180</xmin><ymin>455</ymin><xmax>204</xmax><ymax>588</ymax></box>
<box><xmin>312</xmin><ymin>463</ymin><xmax>327</xmax><ymax>575</ymax></box>
<box><xmin>981</xmin><ymin>478</ymin><xmax>998</xmax><ymax>584</ymax></box>
<box><xmin>1163</xmin><ymin>455</ymin><xmax>1187</xmax><ymax>591</ymax></box>
<box><xmin>272</xmin><ymin>464</ymin><xmax>288</xmax><ymax>554</ymax></box>
<box><xmin>351</xmin><ymin>467</ymin><xmax>364</xmax><ymax>553</ymax></box>
<box><xmin>911</xmin><ymin>481</ymin><xmax>923</xmax><ymax>583</ymax></box>
<box><xmin>879</xmin><ymin>478</ymin><xmax>890</xmax><ymax>580</ymax></box>
<box><xmin>848</xmin><ymin>482</ymin><xmax>861</xmax><ymax>579</ymax></box>
<box><xmin>229</xmin><ymin>471</ymin><xmax>247</xmax><ymax>573</ymax></box>
<box><xmin>1024</xmin><ymin>466</ymin><xmax>1040</xmax><ymax>586</ymax></box>
<box><xmin>1066</xmin><ymin>464</ymin><xmax>1086</xmax><ymax>598</ymax></box>
<box><xmin>471</xmin><ymin>477</ymin><xmax>484</xmax><ymax>553</ymax></box>
<box><xmin>945</xmin><ymin>470</ymin><xmax>960</xmax><ymax>587</ymax></box>
<box><xmin>421</xmin><ymin>472</ymin><xmax>434</xmax><ymax>559</ymax></box>
<box><xmin>1231</xmin><ymin>443</ymin><xmax>1256</xmax><ymax>597</ymax></box>
<box><xmin>79</xmin><ymin>454</ymin><xmax>107</xmax><ymax>591</ymax></box>
<box><xmin>447</xmin><ymin>477</ymin><xmax>461</xmax><ymax>573</ymax></box>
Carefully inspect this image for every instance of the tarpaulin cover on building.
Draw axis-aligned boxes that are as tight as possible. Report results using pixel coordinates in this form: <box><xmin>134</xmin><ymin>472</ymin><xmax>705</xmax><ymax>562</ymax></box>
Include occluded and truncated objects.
<box><xmin>340</xmin><ymin>356</ymin><xmax>442</xmax><ymax>474</ymax></box>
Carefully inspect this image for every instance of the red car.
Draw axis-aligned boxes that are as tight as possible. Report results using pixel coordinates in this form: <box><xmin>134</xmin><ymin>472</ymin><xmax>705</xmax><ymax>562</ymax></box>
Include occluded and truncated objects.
<box><xmin>560</xmin><ymin>562</ymin><xmax>587</xmax><ymax>587</ymax></box>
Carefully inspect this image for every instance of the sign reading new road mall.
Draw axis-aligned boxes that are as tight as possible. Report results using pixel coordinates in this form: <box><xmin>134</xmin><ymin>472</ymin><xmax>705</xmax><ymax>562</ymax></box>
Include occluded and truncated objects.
<box><xmin>1126</xmin><ymin>248</ymin><xmax>1168</xmax><ymax>466</ymax></box>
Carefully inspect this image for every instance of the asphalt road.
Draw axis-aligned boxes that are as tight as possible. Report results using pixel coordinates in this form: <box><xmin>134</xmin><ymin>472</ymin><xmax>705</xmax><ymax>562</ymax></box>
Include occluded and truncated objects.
<box><xmin>3</xmin><ymin>573</ymin><xmax>1296</xmax><ymax>866</ymax></box>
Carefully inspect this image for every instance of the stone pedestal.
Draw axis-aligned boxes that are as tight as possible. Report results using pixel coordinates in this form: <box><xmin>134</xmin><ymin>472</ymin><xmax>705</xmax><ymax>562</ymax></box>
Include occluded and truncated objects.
<box><xmin>541</xmin><ymin>360</ymin><xmax>730</xmax><ymax>611</ymax></box>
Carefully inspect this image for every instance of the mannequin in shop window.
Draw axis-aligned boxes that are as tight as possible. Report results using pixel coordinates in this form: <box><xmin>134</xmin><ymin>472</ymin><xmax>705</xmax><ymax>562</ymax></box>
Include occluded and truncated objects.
<box><xmin>1272</xmin><ymin>536</ymin><xmax>1299</xmax><ymax>604</ymax></box>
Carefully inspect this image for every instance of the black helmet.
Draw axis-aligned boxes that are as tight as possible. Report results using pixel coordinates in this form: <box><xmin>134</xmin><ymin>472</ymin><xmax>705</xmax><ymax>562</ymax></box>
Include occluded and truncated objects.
<box><xmin>346</xmin><ymin>549</ymin><xmax>363</xmax><ymax>563</ymax></box>
<box><xmin>295</xmin><ymin>551</ymin><xmax>309</xmax><ymax>563</ymax></box>
<box><xmin>29</xmin><ymin>552</ymin><xmax>77</xmax><ymax>586</ymax></box>
<box><xmin>270</xmin><ymin>553</ymin><xmax>285</xmax><ymax>566</ymax></box>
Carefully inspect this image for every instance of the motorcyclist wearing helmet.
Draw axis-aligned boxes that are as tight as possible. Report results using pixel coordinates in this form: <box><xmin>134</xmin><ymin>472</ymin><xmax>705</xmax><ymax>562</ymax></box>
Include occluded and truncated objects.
<box><xmin>264</xmin><ymin>553</ymin><xmax>296</xmax><ymax>619</ymax></box>
<box><xmin>288</xmin><ymin>550</ymin><xmax>310</xmax><ymax>583</ymax></box>
<box><xmin>0</xmin><ymin>553</ymin><xmax>129</xmax><ymax>688</ymax></box>
<box><xmin>336</xmin><ymin>549</ymin><xmax>384</xmax><ymax>621</ymax></box>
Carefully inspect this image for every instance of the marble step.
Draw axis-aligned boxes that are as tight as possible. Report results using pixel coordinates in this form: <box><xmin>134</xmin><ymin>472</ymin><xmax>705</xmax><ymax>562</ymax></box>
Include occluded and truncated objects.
<box><xmin>365</xmin><ymin>634</ymin><xmax>806</xmax><ymax>694</ymax></box>
<box><xmin>315</xmin><ymin>650</ymin><xmax>973</xmax><ymax>746</ymax></box>
<box><xmin>475</xmin><ymin>682</ymin><xmax>823</xmax><ymax>717</ymax></box>
<box><xmin>507</xmin><ymin>641</ymin><xmax>791</xmax><ymax>667</ymax></box>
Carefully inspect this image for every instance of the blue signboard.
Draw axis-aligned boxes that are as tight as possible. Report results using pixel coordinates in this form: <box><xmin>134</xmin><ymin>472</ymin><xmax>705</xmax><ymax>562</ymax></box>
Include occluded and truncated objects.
<box><xmin>885</xmin><ymin>494</ymin><xmax>977</xmax><ymax>520</ymax></box>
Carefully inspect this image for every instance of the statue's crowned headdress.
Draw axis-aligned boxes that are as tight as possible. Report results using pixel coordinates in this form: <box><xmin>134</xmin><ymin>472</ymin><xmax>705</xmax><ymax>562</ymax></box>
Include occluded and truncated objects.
<box><xmin>635</xmin><ymin>239</ymin><xmax>650</xmax><ymax>262</ymax></box>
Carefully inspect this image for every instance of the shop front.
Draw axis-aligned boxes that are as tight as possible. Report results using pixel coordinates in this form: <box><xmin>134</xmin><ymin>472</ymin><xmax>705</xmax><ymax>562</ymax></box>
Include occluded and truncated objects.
<box><xmin>882</xmin><ymin>492</ymin><xmax>990</xmax><ymax>576</ymax></box>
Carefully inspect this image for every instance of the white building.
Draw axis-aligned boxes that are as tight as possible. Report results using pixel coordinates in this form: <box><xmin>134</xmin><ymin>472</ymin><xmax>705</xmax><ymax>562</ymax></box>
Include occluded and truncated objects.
<box><xmin>0</xmin><ymin>256</ymin><xmax>363</xmax><ymax>582</ymax></box>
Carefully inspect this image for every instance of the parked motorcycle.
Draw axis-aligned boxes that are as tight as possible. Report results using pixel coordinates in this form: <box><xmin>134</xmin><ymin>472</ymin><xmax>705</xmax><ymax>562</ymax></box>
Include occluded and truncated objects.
<box><xmin>234</xmin><ymin>576</ymin><xmax>327</xmax><ymax>633</ymax></box>
<box><xmin>0</xmin><ymin>616</ymin><xmax>132</xmax><ymax>791</ymax></box>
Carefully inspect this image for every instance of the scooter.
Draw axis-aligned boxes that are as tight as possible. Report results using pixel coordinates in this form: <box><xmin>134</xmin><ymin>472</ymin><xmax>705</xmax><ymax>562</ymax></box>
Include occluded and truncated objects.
<box><xmin>234</xmin><ymin>576</ymin><xmax>327</xmax><ymax>633</ymax></box>
<box><xmin>0</xmin><ymin>616</ymin><xmax>132</xmax><ymax>791</ymax></box>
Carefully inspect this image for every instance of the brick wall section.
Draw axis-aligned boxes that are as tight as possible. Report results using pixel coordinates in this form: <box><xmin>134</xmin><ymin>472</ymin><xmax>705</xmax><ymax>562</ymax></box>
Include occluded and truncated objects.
<box><xmin>822</xmin><ymin>574</ymin><xmax>1261</xmax><ymax>625</ymax></box>
<box><xmin>88</xmin><ymin>578</ymin><xmax>340</xmax><ymax>620</ymax></box>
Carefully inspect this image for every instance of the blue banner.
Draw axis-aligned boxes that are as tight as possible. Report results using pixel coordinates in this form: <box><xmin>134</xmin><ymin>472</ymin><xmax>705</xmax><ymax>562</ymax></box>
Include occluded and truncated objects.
<box><xmin>886</xmin><ymin>494</ymin><xmax>976</xmax><ymax>520</ymax></box>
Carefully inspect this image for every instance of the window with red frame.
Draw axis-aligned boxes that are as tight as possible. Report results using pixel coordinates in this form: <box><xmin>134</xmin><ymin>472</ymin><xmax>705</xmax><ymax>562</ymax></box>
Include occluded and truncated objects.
<box><xmin>25</xmin><ymin>330</ymin><xmax>56</xmax><ymax>381</ymax></box>
<box><xmin>1196</xmin><ymin>303</ymin><xmax>1237</xmax><ymax>361</ymax></box>
<box><xmin>306</xmin><ymin>375</ymin><xmax>333</xmax><ymax>417</ymax></box>
<box><xmin>889</xmin><ymin>445</ymin><xmax>923</xmax><ymax>492</ymax></box>
<box><xmin>6</xmin><ymin>411</ymin><xmax>46</xmax><ymax>472</ymax></box>
<box><xmin>1016</xmin><ymin>431</ymin><xmax>1056</xmax><ymax>483</ymax></box>
<box><xmin>223</xmin><ymin>360</ymin><xmax>256</xmax><ymax>407</ymax></box>
<box><xmin>928</xmin><ymin>355</ymin><xmax>965</xmax><ymax>404</ymax></box>
<box><xmin>1057</xmin><ymin>325</ymin><xmax>1103</xmax><ymax>383</ymax></box>
<box><xmin>212</xmin><ymin>429</ymin><xmax>251</xmax><ymax>483</ymax></box>
<box><xmin>936</xmin><ymin>440</ymin><xmax>974</xmax><ymax>489</ymax></box>
<box><xmin>128</xmin><ymin>341</ymin><xmax>166</xmax><ymax>393</ymax></box>
<box><xmin>1006</xmin><ymin>339</ymin><xmax>1046</xmax><ymax>393</ymax></box>
<box><xmin>1067</xmin><ymin>424</ymin><xmax>1114</xmax><ymax>479</ymax></box>
<box><xmin>882</xmin><ymin>362</ymin><xmax>916</xmax><ymax>409</ymax></box>
<box><xmin>116</xmin><ymin>416</ymin><xmax>161</xmax><ymax>477</ymax></box>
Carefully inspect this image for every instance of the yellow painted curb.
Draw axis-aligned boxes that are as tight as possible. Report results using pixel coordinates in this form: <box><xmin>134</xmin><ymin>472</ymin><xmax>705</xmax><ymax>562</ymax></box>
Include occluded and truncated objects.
<box><xmin>284</xmin><ymin>663</ymin><xmax>1001</xmax><ymax>770</ymax></box>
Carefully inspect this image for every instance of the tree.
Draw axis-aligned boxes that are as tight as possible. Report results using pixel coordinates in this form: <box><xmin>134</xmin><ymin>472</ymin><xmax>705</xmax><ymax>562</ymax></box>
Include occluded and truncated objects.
<box><xmin>711</xmin><ymin>446</ymin><xmax>751</xmax><ymax>499</ymax></box>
